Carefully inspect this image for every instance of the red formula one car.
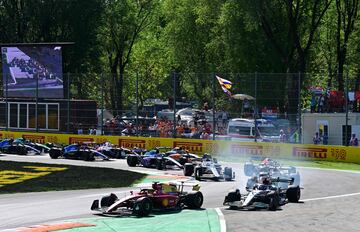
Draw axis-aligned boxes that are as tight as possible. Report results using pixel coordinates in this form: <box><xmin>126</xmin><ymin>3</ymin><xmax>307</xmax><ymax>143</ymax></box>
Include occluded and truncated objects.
<box><xmin>91</xmin><ymin>182</ymin><xmax>203</xmax><ymax>217</ymax></box>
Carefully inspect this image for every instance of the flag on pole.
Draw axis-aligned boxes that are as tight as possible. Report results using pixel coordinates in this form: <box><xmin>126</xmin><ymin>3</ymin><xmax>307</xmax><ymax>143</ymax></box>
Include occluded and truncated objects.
<box><xmin>216</xmin><ymin>75</ymin><xmax>232</xmax><ymax>96</ymax></box>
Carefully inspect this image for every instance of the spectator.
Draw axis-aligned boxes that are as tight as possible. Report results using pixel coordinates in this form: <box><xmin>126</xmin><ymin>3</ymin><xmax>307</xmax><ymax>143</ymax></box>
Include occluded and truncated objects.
<box><xmin>318</xmin><ymin>94</ymin><xmax>325</xmax><ymax>113</ymax></box>
<box><xmin>279</xmin><ymin>129</ymin><xmax>286</xmax><ymax>143</ymax></box>
<box><xmin>313</xmin><ymin>132</ymin><xmax>321</xmax><ymax>144</ymax></box>
<box><xmin>322</xmin><ymin>133</ymin><xmax>328</xmax><ymax>145</ymax></box>
<box><xmin>349</xmin><ymin>133</ymin><xmax>358</xmax><ymax>146</ymax></box>
<box><xmin>311</xmin><ymin>95</ymin><xmax>316</xmax><ymax>113</ymax></box>
<box><xmin>203</xmin><ymin>102</ymin><xmax>209</xmax><ymax>111</ymax></box>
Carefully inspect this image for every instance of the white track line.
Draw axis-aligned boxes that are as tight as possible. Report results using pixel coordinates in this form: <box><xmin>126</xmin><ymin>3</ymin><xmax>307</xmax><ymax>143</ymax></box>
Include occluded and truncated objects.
<box><xmin>302</xmin><ymin>192</ymin><xmax>360</xmax><ymax>202</ymax></box>
<box><xmin>215</xmin><ymin>208</ymin><xmax>226</xmax><ymax>232</ymax></box>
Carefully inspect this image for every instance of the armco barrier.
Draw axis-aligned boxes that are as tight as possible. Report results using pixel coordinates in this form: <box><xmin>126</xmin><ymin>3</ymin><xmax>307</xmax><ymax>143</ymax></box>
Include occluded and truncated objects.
<box><xmin>1</xmin><ymin>131</ymin><xmax>360</xmax><ymax>164</ymax></box>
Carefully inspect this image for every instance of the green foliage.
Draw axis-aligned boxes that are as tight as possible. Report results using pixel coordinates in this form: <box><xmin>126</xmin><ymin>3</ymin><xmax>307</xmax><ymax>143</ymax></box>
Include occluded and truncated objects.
<box><xmin>1</xmin><ymin>0</ymin><xmax>360</xmax><ymax>112</ymax></box>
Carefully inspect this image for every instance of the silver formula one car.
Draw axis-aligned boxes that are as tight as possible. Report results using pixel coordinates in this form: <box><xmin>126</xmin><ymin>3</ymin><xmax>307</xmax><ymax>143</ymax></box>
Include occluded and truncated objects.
<box><xmin>183</xmin><ymin>154</ymin><xmax>235</xmax><ymax>181</ymax></box>
<box><xmin>224</xmin><ymin>175</ymin><xmax>300</xmax><ymax>211</ymax></box>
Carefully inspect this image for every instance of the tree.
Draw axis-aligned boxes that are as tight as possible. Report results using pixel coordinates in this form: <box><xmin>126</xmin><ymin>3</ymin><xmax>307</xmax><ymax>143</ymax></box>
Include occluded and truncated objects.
<box><xmin>100</xmin><ymin>0</ymin><xmax>156</xmax><ymax>115</ymax></box>
<box><xmin>250</xmin><ymin>0</ymin><xmax>332</xmax><ymax>117</ymax></box>
<box><xmin>335</xmin><ymin>0</ymin><xmax>359</xmax><ymax>91</ymax></box>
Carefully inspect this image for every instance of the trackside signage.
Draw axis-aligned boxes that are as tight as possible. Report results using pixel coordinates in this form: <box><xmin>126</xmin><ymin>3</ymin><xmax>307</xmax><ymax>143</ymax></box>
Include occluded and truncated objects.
<box><xmin>173</xmin><ymin>141</ymin><xmax>203</xmax><ymax>153</ymax></box>
<box><xmin>69</xmin><ymin>137</ymin><xmax>94</xmax><ymax>144</ymax></box>
<box><xmin>292</xmin><ymin>147</ymin><xmax>327</xmax><ymax>159</ymax></box>
<box><xmin>231</xmin><ymin>144</ymin><xmax>264</xmax><ymax>156</ymax></box>
<box><xmin>119</xmin><ymin>139</ymin><xmax>146</xmax><ymax>149</ymax></box>
<box><xmin>22</xmin><ymin>134</ymin><xmax>46</xmax><ymax>143</ymax></box>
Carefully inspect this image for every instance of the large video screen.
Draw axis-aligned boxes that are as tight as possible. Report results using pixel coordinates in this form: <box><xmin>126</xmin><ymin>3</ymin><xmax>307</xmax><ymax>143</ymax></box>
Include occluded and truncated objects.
<box><xmin>1</xmin><ymin>46</ymin><xmax>63</xmax><ymax>98</ymax></box>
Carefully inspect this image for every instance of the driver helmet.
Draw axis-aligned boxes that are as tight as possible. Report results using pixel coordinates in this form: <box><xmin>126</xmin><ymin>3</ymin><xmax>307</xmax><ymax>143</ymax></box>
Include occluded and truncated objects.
<box><xmin>258</xmin><ymin>172</ymin><xmax>270</xmax><ymax>185</ymax></box>
<box><xmin>202</xmin><ymin>153</ymin><xmax>211</xmax><ymax>161</ymax></box>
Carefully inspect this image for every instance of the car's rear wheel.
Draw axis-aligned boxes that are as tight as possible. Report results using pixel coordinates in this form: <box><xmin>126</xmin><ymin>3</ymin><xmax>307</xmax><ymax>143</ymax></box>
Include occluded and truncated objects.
<box><xmin>127</xmin><ymin>155</ymin><xmax>138</xmax><ymax>167</ymax></box>
<box><xmin>184</xmin><ymin>191</ymin><xmax>203</xmax><ymax>209</ymax></box>
<box><xmin>133</xmin><ymin>197</ymin><xmax>152</xmax><ymax>217</ymax></box>
<box><xmin>224</xmin><ymin>167</ymin><xmax>233</xmax><ymax>181</ymax></box>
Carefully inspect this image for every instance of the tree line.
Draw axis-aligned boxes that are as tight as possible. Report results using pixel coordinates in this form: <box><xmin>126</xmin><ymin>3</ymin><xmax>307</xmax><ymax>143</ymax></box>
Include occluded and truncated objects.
<box><xmin>0</xmin><ymin>0</ymin><xmax>359</xmax><ymax>116</ymax></box>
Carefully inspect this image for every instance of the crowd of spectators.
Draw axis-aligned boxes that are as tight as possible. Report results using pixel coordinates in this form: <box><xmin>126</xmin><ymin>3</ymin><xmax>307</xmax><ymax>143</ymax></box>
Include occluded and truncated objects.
<box><xmin>99</xmin><ymin>115</ymin><xmax>217</xmax><ymax>139</ymax></box>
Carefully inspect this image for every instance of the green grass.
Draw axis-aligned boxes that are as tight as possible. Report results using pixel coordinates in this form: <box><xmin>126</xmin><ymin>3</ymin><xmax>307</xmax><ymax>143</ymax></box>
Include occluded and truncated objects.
<box><xmin>217</xmin><ymin>155</ymin><xmax>360</xmax><ymax>171</ymax></box>
<box><xmin>0</xmin><ymin>161</ymin><xmax>146</xmax><ymax>194</ymax></box>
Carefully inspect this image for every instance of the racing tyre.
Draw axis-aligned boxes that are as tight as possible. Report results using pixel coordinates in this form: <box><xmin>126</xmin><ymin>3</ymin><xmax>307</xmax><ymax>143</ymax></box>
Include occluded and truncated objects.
<box><xmin>19</xmin><ymin>146</ymin><xmax>28</xmax><ymax>155</ymax></box>
<box><xmin>156</xmin><ymin>159</ymin><xmax>164</xmax><ymax>170</ymax></box>
<box><xmin>100</xmin><ymin>193</ymin><xmax>118</xmax><ymax>207</ymax></box>
<box><xmin>185</xmin><ymin>191</ymin><xmax>203</xmax><ymax>209</ymax></box>
<box><xmin>84</xmin><ymin>152</ymin><xmax>95</xmax><ymax>161</ymax></box>
<box><xmin>49</xmin><ymin>148</ymin><xmax>62</xmax><ymax>159</ymax></box>
<box><xmin>183</xmin><ymin>163</ymin><xmax>194</xmax><ymax>176</ymax></box>
<box><xmin>224</xmin><ymin>167</ymin><xmax>233</xmax><ymax>181</ymax></box>
<box><xmin>286</xmin><ymin>186</ymin><xmax>301</xmax><ymax>203</ymax></box>
<box><xmin>194</xmin><ymin>167</ymin><xmax>202</xmax><ymax>180</ymax></box>
<box><xmin>244</xmin><ymin>162</ymin><xmax>254</xmax><ymax>176</ymax></box>
<box><xmin>268</xmin><ymin>195</ymin><xmax>279</xmax><ymax>211</ymax></box>
<box><xmin>133</xmin><ymin>197</ymin><xmax>153</xmax><ymax>217</ymax></box>
<box><xmin>127</xmin><ymin>155</ymin><xmax>138</xmax><ymax>167</ymax></box>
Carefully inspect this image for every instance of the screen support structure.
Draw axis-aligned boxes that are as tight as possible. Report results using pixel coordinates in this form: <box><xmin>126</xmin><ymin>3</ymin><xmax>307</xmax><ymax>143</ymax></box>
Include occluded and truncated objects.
<box><xmin>5</xmin><ymin>73</ymin><xmax>8</xmax><ymax>131</ymax></box>
<box><xmin>67</xmin><ymin>73</ymin><xmax>70</xmax><ymax>133</ymax></box>
<box><xmin>35</xmin><ymin>73</ymin><xmax>39</xmax><ymax>132</ymax></box>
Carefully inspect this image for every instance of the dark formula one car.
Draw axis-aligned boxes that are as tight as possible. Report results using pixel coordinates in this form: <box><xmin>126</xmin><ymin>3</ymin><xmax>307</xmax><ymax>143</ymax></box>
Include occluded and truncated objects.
<box><xmin>183</xmin><ymin>154</ymin><xmax>234</xmax><ymax>181</ymax></box>
<box><xmin>0</xmin><ymin>138</ymin><xmax>46</xmax><ymax>155</ymax></box>
<box><xmin>96</xmin><ymin>142</ymin><xmax>139</xmax><ymax>159</ymax></box>
<box><xmin>91</xmin><ymin>182</ymin><xmax>203</xmax><ymax>217</ymax></box>
<box><xmin>126</xmin><ymin>147</ymin><xmax>194</xmax><ymax>170</ymax></box>
<box><xmin>223</xmin><ymin>174</ymin><xmax>301</xmax><ymax>211</ymax></box>
<box><xmin>49</xmin><ymin>143</ymin><xmax>110</xmax><ymax>161</ymax></box>
<box><xmin>14</xmin><ymin>138</ymin><xmax>53</xmax><ymax>153</ymax></box>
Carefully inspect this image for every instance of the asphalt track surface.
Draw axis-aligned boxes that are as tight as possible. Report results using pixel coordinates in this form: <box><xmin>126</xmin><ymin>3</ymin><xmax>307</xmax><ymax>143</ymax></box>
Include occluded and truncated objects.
<box><xmin>0</xmin><ymin>154</ymin><xmax>360</xmax><ymax>232</ymax></box>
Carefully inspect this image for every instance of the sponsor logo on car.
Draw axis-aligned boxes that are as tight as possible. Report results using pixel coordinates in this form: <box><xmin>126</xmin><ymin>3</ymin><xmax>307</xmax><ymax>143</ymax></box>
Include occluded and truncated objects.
<box><xmin>173</xmin><ymin>142</ymin><xmax>203</xmax><ymax>153</ymax></box>
<box><xmin>119</xmin><ymin>139</ymin><xmax>146</xmax><ymax>149</ymax></box>
<box><xmin>22</xmin><ymin>134</ymin><xmax>45</xmax><ymax>143</ymax></box>
<box><xmin>292</xmin><ymin>147</ymin><xmax>327</xmax><ymax>159</ymax></box>
<box><xmin>69</xmin><ymin>137</ymin><xmax>94</xmax><ymax>144</ymax></box>
<box><xmin>231</xmin><ymin>144</ymin><xmax>263</xmax><ymax>155</ymax></box>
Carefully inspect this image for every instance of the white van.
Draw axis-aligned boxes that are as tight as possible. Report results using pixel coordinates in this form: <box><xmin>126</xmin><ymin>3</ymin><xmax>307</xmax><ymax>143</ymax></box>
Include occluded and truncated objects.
<box><xmin>227</xmin><ymin>118</ymin><xmax>280</xmax><ymax>142</ymax></box>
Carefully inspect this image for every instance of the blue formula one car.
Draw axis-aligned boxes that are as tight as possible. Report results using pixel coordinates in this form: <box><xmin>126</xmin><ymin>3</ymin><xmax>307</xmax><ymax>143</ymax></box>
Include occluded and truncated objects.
<box><xmin>0</xmin><ymin>138</ymin><xmax>46</xmax><ymax>155</ymax></box>
<box><xmin>126</xmin><ymin>147</ymin><xmax>184</xmax><ymax>170</ymax></box>
<box><xmin>49</xmin><ymin>143</ymin><xmax>110</xmax><ymax>161</ymax></box>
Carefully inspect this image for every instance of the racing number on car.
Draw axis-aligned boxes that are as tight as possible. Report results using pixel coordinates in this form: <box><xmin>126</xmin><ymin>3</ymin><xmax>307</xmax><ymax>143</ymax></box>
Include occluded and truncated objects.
<box><xmin>330</xmin><ymin>148</ymin><xmax>346</xmax><ymax>160</ymax></box>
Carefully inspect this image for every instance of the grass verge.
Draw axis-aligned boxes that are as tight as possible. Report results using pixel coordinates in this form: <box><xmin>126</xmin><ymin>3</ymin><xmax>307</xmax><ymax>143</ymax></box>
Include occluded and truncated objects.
<box><xmin>218</xmin><ymin>155</ymin><xmax>360</xmax><ymax>171</ymax></box>
<box><xmin>0</xmin><ymin>161</ymin><xmax>146</xmax><ymax>194</ymax></box>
